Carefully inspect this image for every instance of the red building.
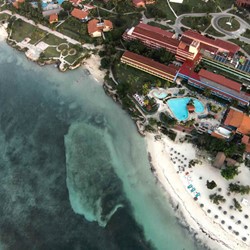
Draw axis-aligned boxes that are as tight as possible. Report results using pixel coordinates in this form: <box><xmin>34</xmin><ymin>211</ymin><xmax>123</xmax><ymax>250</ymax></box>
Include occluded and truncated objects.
<box><xmin>123</xmin><ymin>23</ymin><xmax>199</xmax><ymax>61</ymax></box>
<box><xmin>121</xmin><ymin>51</ymin><xmax>177</xmax><ymax>82</ymax></box>
<box><xmin>236</xmin><ymin>0</ymin><xmax>250</xmax><ymax>7</ymax></box>
<box><xmin>178</xmin><ymin>64</ymin><xmax>250</xmax><ymax>106</ymax></box>
<box><xmin>181</xmin><ymin>30</ymin><xmax>240</xmax><ymax>58</ymax></box>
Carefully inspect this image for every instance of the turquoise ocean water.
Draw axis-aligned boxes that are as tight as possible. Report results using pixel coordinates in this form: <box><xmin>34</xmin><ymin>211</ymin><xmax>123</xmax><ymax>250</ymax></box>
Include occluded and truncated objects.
<box><xmin>0</xmin><ymin>42</ymin><xmax>204</xmax><ymax>250</ymax></box>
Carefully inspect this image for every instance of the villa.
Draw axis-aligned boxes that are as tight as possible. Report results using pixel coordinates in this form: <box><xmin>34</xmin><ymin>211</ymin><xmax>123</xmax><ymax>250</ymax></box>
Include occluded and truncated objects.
<box><xmin>236</xmin><ymin>0</ymin><xmax>250</xmax><ymax>8</ymax></box>
<box><xmin>132</xmin><ymin>0</ymin><xmax>155</xmax><ymax>7</ymax></box>
<box><xmin>71</xmin><ymin>8</ymin><xmax>89</xmax><ymax>22</ymax></box>
<box><xmin>87</xmin><ymin>19</ymin><xmax>113</xmax><ymax>37</ymax></box>
<box><xmin>49</xmin><ymin>13</ymin><xmax>58</xmax><ymax>24</ymax></box>
<box><xmin>70</xmin><ymin>0</ymin><xmax>82</xmax><ymax>6</ymax></box>
<box><xmin>12</xmin><ymin>0</ymin><xmax>24</xmax><ymax>9</ymax></box>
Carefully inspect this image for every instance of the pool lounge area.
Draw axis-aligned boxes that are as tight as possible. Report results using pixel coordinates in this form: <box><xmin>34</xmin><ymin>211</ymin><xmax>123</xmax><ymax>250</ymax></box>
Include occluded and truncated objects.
<box><xmin>167</xmin><ymin>97</ymin><xmax>204</xmax><ymax>121</ymax></box>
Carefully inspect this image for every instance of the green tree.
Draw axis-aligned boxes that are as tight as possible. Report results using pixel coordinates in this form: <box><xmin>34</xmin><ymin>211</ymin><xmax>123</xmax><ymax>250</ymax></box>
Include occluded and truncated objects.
<box><xmin>100</xmin><ymin>57</ymin><xmax>111</xmax><ymax>69</ymax></box>
<box><xmin>209</xmin><ymin>193</ymin><xmax>226</xmax><ymax>205</ymax></box>
<box><xmin>221</xmin><ymin>165</ymin><xmax>239</xmax><ymax>180</ymax></box>
<box><xmin>203</xmin><ymin>88</ymin><xmax>211</xmax><ymax>97</ymax></box>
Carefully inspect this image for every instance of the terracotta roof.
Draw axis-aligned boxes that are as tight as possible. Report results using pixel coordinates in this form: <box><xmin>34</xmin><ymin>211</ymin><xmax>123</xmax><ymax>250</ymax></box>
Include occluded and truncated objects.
<box><xmin>224</xmin><ymin>107</ymin><xmax>250</xmax><ymax>135</ymax></box>
<box><xmin>132</xmin><ymin>0</ymin><xmax>145</xmax><ymax>6</ymax></box>
<box><xmin>88</xmin><ymin>19</ymin><xmax>100</xmax><ymax>35</ymax></box>
<box><xmin>49</xmin><ymin>13</ymin><xmax>58</xmax><ymax>23</ymax></box>
<box><xmin>104</xmin><ymin>20</ymin><xmax>113</xmax><ymax>29</ymax></box>
<box><xmin>182</xmin><ymin>30</ymin><xmax>240</xmax><ymax>54</ymax></box>
<box><xmin>71</xmin><ymin>8</ymin><xmax>89</xmax><ymax>19</ymax></box>
<box><xmin>70</xmin><ymin>0</ymin><xmax>80</xmax><ymax>4</ymax></box>
<box><xmin>242</xmin><ymin>135</ymin><xmax>250</xmax><ymax>152</ymax></box>
<box><xmin>198</xmin><ymin>69</ymin><xmax>241</xmax><ymax>92</ymax></box>
<box><xmin>88</xmin><ymin>19</ymin><xmax>113</xmax><ymax>35</ymax></box>
<box><xmin>136</xmin><ymin>23</ymin><xmax>174</xmax><ymax>38</ymax></box>
<box><xmin>121</xmin><ymin>51</ymin><xmax>177</xmax><ymax>80</ymax></box>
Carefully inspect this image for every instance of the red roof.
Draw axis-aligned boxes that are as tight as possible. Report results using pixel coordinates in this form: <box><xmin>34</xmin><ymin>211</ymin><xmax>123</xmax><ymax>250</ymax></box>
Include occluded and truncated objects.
<box><xmin>136</xmin><ymin>23</ymin><xmax>174</xmax><ymax>38</ymax></box>
<box><xmin>121</xmin><ymin>51</ymin><xmax>177</xmax><ymax>80</ymax></box>
<box><xmin>198</xmin><ymin>69</ymin><xmax>241</xmax><ymax>92</ymax></box>
<box><xmin>71</xmin><ymin>8</ymin><xmax>89</xmax><ymax>20</ymax></box>
<box><xmin>182</xmin><ymin>30</ymin><xmax>240</xmax><ymax>55</ymax></box>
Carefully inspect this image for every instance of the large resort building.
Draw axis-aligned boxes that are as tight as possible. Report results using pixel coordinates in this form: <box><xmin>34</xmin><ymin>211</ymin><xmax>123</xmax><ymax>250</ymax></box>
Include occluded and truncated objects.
<box><xmin>121</xmin><ymin>51</ymin><xmax>177</xmax><ymax>82</ymax></box>
<box><xmin>121</xmin><ymin>23</ymin><xmax>250</xmax><ymax>106</ymax></box>
<box><xmin>123</xmin><ymin>23</ymin><xmax>199</xmax><ymax>62</ymax></box>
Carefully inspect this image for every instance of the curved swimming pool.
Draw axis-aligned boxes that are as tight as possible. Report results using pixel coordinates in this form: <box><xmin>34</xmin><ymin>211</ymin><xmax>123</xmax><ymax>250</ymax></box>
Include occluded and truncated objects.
<box><xmin>167</xmin><ymin>97</ymin><xmax>204</xmax><ymax>121</ymax></box>
<box><xmin>152</xmin><ymin>90</ymin><xmax>168</xmax><ymax>99</ymax></box>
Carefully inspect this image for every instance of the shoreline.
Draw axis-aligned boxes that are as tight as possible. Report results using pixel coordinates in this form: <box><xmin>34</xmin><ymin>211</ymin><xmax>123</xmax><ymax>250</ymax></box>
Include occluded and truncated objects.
<box><xmin>1</xmin><ymin>21</ymin><xmax>249</xmax><ymax>250</ymax></box>
<box><xmin>145</xmin><ymin>133</ymin><xmax>249</xmax><ymax>250</ymax></box>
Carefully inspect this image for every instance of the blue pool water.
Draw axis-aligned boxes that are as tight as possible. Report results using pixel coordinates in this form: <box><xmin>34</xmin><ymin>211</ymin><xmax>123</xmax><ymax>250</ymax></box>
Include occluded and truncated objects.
<box><xmin>167</xmin><ymin>97</ymin><xmax>204</xmax><ymax>121</ymax></box>
<box><xmin>153</xmin><ymin>91</ymin><xmax>167</xmax><ymax>99</ymax></box>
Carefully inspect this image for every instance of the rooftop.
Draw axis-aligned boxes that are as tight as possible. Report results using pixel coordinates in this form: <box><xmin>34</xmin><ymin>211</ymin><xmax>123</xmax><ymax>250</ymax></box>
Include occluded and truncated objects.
<box><xmin>71</xmin><ymin>8</ymin><xmax>89</xmax><ymax>20</ymax></box>
<box><xmin>121</xmin><ymin>51</ymin><xmax>177</xmax><ymax>79</ymax></box>
<box><xmin>224</xmin><ymin>107</ymin><xmax>250</xmax><ymax>135</ymax></box>
<box><xmin>198</xmin><ymin>69</ymin><xmax>242</xmax><ymax>92</ymax></box>
<box><xmin>181</xmin><ymin>30</ymin><xmax>240</xmax><ymax>55</ymax></box>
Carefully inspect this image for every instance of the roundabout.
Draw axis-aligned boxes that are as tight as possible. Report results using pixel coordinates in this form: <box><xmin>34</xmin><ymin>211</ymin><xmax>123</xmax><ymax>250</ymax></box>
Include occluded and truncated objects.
<box><xmin>217</xmin><ymin>17</ymin><xmax>240</xmax><ymax>32</ymax></box>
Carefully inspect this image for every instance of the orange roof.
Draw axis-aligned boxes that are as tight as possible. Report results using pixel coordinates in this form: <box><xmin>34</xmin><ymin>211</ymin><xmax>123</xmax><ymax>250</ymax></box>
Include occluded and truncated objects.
<box><xmin>71</xmin><ymin>8</ymin><xmax>89</xmax><ymax>20</ymax></box>
<box><xmin>88</xmin><ymin>19</ymin><xmax>100</xmax><ymax>34</ymax></box>
<box><xmin>49</xmin><ymin>13</ymin><xmax>58</xmax><ymax>23</ymax></box>
<box><xmin>242</xmin><ymin>135</ymin><xmax>250</xmax><ymax>152</ymax></box>
<box><xmin>104</xmin><ymin>20</ymin><xmax>113</xmax><ymax>29</ymax></box>
<box><xmin>88</xmin><ymin>19</ymin><xmax>113</xmax><ymax>35</ymax></box>
<box><xmin>198</xmin><ymin>69</ymin><xmax>242</xmax><ymax>92</ymax></box>
<box><xmin>224</xmin><ymin>108</ymin><xmax>250</xmax><ymax>135</ymax></box>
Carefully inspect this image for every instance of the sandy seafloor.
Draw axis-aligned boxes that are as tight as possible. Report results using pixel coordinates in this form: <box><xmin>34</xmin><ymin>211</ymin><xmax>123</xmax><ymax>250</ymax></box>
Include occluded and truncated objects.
<box><xmin>0</xmin><ymin>42</ymin><xmax>203</xmax><ymax>250</ymax></box>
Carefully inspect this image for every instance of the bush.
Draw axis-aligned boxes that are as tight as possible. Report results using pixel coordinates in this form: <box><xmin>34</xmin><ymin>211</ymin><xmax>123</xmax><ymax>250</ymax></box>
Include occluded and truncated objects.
<box><xmin>209</xmin><ymin>193</ymin><xmax>226</xmax><ymax>205</ymax></box>
<box><xmin>233</xmin><ymin>198</ymin><xmax>242</xmax><ymax>212</ymax></box>
<box><xmin>228</xmin><ymin>183</ymin><xmax>250</xmax><ymax>195</ymax></box>
<box><xmin>207</xmin><ymin>180</ymin><xmax>217</xmax><ymax>189</ymax></box>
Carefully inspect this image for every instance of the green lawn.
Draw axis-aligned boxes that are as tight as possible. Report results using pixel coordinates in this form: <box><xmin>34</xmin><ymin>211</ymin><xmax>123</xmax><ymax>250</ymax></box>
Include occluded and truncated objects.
<box><xmin>217</xmin><ymin>17</ymin><xmax>240</xmax><ymax>32</ymax></box>
<box><xmin>0</xmin><ymin>13</ymin><xmax>10</xmax><ymax>21</ymax></box>
<box><xmin>147</xmin><ymin>21</ymin><xmax>173</xmax><ymax>31</ymax></box>
<box><xmin>242</xmin><ymin>29</ymin><xmax>250</xmax><ymax>39</ymax></box>
<box><xmin>43</xmin><ymin>47</ymin><xmax>60</xmax><ymax>58</ymax></box>
<box><xmin>170</xmin><ymin>0</ymin><xmax>234</xmax><ymax>15</ymax></box>
<box><xmin>228</xmin><ymin>39</ymin><xmax>250</xmax><ymax>55</ymax></box>
<box><xmin>10</xmin><ymin>19</ymin><xmax>46</xmax><ymax>44</ymax></box>
<box><xmin>41</xmin><ymin>34</ymin><xmax>67</xmax><ymax>46</ymax></box>
<box><xmin>205</xmin><ymin>26</ymin><xmax>225</xmax><ymax>37</ymax></box>
<box><xmin>144</xmin><ymin>1</ymin><xmax>175</xmax><ymax>22</ymax></box>
<box><xmin>181</xmin><ymin>15</ymin><xmax>212</xmax><ymax>32</ymax></box>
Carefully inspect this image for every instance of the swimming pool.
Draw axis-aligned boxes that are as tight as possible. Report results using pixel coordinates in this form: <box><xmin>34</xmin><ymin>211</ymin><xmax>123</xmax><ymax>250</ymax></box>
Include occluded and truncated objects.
<box><xmin>152</xmin><ymin>90</ymin><xmax>168</xmax><ymax>99</ymax></box>
<box><xmin>167</xmin><ymin>97</ymin><xmax>204</xmax><ymax>121</ymax></box>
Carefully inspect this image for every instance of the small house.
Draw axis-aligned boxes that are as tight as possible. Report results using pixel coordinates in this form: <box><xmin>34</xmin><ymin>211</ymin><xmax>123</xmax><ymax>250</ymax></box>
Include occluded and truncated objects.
<box><xmin>49</xmin><ymin>13</ymin><xmax>58</xmax><ymax>24</ymax></box>
<box><xmin>87</xmin><ymin>19</ymin><xmax>113</xmax><ymax>37</ymax></box>
<box><xmin>71</xmin><ymin>8</ymin><xmax>89</xmax><ymax>22</ymax></box>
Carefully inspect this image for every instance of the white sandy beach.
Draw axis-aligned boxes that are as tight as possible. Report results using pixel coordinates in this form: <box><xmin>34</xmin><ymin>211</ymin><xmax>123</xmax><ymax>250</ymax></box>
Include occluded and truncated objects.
<box><xmin>0</xmin><ymin>24</ymin><xmax>8</xmax><ymax>41</ymax></box>
<box><xmin>146</xmin><ymin>133</ymin><xmax>250</xmax><ymax>250</ymax></box>
<box><xmin>82</xmin><ymin>54</ymin><xmax>106</xmax><ymax>84</ymax></box>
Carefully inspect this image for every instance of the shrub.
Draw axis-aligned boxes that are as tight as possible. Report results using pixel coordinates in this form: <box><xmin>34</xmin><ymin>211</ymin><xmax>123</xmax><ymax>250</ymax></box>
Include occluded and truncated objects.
<box><xmin>207</xmin><ymin>180</ymin><xmax>217</xmax><ymax>189</ymax></box>
<box><xmin>221</xmin><ymin>166</ymin><xmax>239</xmax><ymax>180</ymax></box>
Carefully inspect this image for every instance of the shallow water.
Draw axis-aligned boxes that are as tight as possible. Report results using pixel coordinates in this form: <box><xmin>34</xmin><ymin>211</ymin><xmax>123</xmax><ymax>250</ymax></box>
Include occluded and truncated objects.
<box><xmin>0</xmin><ymin>42</ymin><xmax>202</xmax><ymax>250</ymax></box>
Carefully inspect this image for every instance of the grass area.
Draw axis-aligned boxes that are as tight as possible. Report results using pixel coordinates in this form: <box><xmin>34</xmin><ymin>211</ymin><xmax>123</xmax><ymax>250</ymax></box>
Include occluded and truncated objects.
<box><xmin>228</xmin><ymin>8</ymin><xmax>250</xmax><ymax>24</ymax></box>
<box><xmin>228</xmin><ymin>39</ymin><xmax>250</xmax><ymax>55</ymax></box>
<box><xmin>147</xmin><ymin>21</ymin><xmax>172</xmax><ymax>31</ymax></box>
<box><xmin>217</xmin><ymin>17</ymin><xmax>240</xmax><ymax>32</ymax></box>
<box><xmin>0</xmin><ymin>13</ymin><xmax>10</xmax><ymax>21</ymax></box>
<box><xmin>170</xmin><ymin>0</ymin><xmax>234</xmax><ymax>15</ymax></box>
<box><xmin>242</xmin><ymin>29</ymin><xmax>250</xmax><ymax>39</ymax></box>
<box><xmin>43</xmin><ymin>47</ymin><xmax>60</xmax><ymax>58</ymax></box>
<box><xmin>205</xmin><ymin>26</ymin><xmax>225</xmax><ymax>37</ymax></box>
<box><xmin>57</xmin><ymin>17</ymin><xmax>94</xmax><ymax>43</ymax></box>
<box><xmin>10</xmin><ymin>19</ymin><xmax>46</xmax><ymax>44</ymax></box>
<box><xmin>181</xmin><ymin>15</ymin><xmax>212</xmax><ymax>32</ymax></box>
<box><xmin>144</xmin><ymin>1</ymin><xmax>175</xmax><ymax>22</ymax></box>
<box><xmin>41</xmin><ymin>34</ymin><xmax>66</xmax><ymax>46</ymax></box>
